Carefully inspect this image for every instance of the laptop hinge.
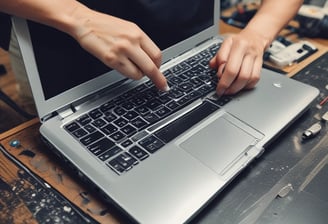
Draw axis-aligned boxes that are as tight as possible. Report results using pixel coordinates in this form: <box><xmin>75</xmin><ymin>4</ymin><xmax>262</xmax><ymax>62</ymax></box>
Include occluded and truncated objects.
<box><xmin>57</xmin><ymin>105</ymin><xmax>76</xmax><ymax>120</ymax></box>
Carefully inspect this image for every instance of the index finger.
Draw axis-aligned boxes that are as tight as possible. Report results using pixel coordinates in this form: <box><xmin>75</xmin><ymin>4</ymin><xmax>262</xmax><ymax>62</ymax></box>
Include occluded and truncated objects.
<box><xmin>128</xmin><ymin>46</ymin><xmax>168</xmax><ymax>91</ymax></box>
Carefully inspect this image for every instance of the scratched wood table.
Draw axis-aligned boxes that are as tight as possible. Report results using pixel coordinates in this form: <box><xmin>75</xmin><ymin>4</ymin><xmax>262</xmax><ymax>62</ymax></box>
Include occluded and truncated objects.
<box><xmin>0</xmin><ymin>119</ymin><xmax>123</xmax><ymax>224</ymax></box>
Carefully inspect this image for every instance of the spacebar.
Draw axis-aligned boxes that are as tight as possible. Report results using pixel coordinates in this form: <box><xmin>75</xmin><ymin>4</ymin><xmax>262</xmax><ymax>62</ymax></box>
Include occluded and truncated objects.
<box><xmin>154</xmin><ymin>101</ymin><xmax>219</xmax><ymax>143</ymax></box>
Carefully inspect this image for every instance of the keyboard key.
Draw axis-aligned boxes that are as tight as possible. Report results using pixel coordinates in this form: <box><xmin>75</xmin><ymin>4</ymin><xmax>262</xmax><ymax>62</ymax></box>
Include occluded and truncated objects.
<box><xmin>114</xmin><ymin>117</ymin><xmax>128</xmax><ymax>128</ymax></box>
<box><xmin>98</xmin><ymin>146</ymin><xmax>122</xmax><ymax>161</ymax></box>
<box><xmin>169</xmin><ymin>88</ymin><xmax>184</xmax><ymax>99</ymax></box>
<box><xmin>100</xmin><ymin>101</ymin><xmax>115</xmax><ymax>112</ymax></box>
<box><xmin>209</xmin><ymin>95</ymin><xmax>233</xmax><ymax>106</ymax></box>
<box><xmin>80</xmin><ymin>131</ymin><xmax>104</xmax><ymax>146</ymax></box>
<box><xmin>138</xmin><ymin>135</ymin><xmax>164</xmax><ymax>153</ymax></box>
<box><xmin>87</xmin><ymin>137</ymin><xmax>115</xmax><ymax>156</ymax></box>
<box><xmin>131</xmin><ymin>117</ymin><xmax>148</xmax><ymax>129</ymax></box>
<box><xmin>168</xmin><ymin>76</ymin><xmax>184</xmax><ymax>84</ymax></box>
<box><xmin>178</xmin><ymin>82</ymin><xmax>193</xmax><ymax>93</ymax></box>
<box><xmin>121</xmin><ymin>102</ymin><xmax>134</xmax><ymax>110</ymax></box>
<box><xmin>189</xmin><ymin>77</ymin><xmax>203</xmax><ymax>88</ymax></box>
<box><xmin>155</xmin><ymin>106</ymin><xmax>171</xmax><ymax>118</ymax></box>
<box><xmin>123</xmin><ymin>111</ymin><xmax>139</xmax><ymax>120</ymax></box>
<box><xmin>76</xmin><ymin>114</ymin><xmax>92</xmax><ymax>126</ymax></box>
<box><xmin>113</xmin><ymin>107</ymin><xmax>127</xmax><ymax>116</ymax></box>
<box><xmin>72</xmin><ymin>128</ymin><xmax>88</xmax><ymax>138</ymax></box>
<box><xmin>135</xmin><ymin>105</ymin><xmax>150</xmax><ymax>115</ymax></box>
<box><xmin>89</xmin><ymin>108</ymin><xmax>103</xmax><ymax>119</ymax></box>
<box><xmin>121</xmin><ymin>124</ymin><xmax>137</xmax><ymax>137</ymax></box>
<box><xmin>92</xmin><ymin>118</ymin><xmax>107</xmax><ymax>128</ymax></box>
<box><xmin>101</xmin><ymin>123</ymin><xmax>118</xmax><ymax>135</ymax></box>
<box><xmin>108</xmin><ymin>152</ymin><xmax>138</xmax><ymax>173</ymax></box>
<box><xmin>145</xmin><ymin>99</ymin><xmax>162</xmax><ymax>110</ymax></box>
<box><xmin>103</xmin><ymin>112</ymin><xmax>117</xmax><ymax>123</ymax></box>
<box><xmin>129</xmin><ymin>146</ymin><xmax>149</xmax><ymax>160</ymax></box>
<box><xmin>64</xmin><ymin>122</ymin><xmax>80</xmax><ymax>132</ymax></box>
<box><xmin>84</xmin><ymin>124</ymin><xmax>96</xmax><ymax>133</ymax></box>
<box><xmin>121</xmin><ymin>139</ymin><xmax>133</xmax><ymax>148</ymax></box>
<box><xmin>109</xmin><ymin>131</ymin><xmax>126</xmax><ymax>142</ymax></box>
<box><xmin>143</xmin><ymin>113</ymin><xmax>160</xmax><ymax>125</ymax></box>
<box><xmin>166</xmin><ymin>100</ymin><xmax>180</xmax><ymax>111</ymax></box>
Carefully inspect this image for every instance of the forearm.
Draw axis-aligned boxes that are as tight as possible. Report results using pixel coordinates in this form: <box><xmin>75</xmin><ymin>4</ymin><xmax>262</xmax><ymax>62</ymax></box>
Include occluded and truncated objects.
<box><xmin>245</xmin><ymin>0</ymin><xmax>303</xmax><ymax>48</ymax></box>
<box><xmin>0</xmin><ymin>0</ymin><xmax>89</xmax><ymax>38</ymax></box>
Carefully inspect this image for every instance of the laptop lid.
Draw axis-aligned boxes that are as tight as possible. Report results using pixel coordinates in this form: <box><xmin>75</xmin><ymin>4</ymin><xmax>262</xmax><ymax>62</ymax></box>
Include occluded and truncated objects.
<box><xmin>12</xmin><ymin>0</ymin><xmax>220</xmax><ymax>120</ymax></box>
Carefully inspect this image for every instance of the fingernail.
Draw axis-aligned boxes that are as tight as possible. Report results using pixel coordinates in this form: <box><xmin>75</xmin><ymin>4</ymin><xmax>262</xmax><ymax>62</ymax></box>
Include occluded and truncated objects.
<box><xmin>162</xmin><ymin>84</ymin><xmax>170</xmax><ymax>92</ymax></box>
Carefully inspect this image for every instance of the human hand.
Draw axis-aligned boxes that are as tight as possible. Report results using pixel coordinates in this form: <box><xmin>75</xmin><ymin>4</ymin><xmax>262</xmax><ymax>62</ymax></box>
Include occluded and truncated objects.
<box><xmin>209</xmin><ymin>28</ymin><xmax>269</xmax><ymax>96</ymax></box>
<box><xmin>69</xmin><ymin>8</ymin><xmax>169</xmax><ymax>91</ymax></box>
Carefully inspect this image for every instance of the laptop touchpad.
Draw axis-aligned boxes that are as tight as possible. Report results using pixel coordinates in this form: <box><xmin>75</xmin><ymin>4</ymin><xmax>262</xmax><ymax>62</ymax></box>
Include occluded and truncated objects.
<box><xmin>179</xmin><ymin>113</ymin><xmax>261</xmax><ymax>175</ymax></box>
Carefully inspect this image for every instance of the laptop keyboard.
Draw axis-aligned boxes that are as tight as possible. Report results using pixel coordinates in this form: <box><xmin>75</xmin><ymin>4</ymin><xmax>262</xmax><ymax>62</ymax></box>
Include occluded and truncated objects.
<box><xmin>64</xmin><ymin>43</ymin><xmax>232</xmax><ymax>175</ymax></box>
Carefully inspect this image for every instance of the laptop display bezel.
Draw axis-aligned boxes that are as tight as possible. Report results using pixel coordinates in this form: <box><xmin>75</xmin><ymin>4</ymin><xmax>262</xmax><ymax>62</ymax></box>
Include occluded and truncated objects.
<box><xmin>12</xmin><ymin>0</ymin><xmax>220</xmax><ymax>120</ymax></box>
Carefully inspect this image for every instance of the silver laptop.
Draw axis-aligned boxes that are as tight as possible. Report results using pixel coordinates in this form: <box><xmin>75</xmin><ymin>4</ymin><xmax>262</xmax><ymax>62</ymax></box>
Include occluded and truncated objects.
<box><xmin>12</xmin><ymin>1</ymin><xmax>319</xmax><ymax>223</ymax></box>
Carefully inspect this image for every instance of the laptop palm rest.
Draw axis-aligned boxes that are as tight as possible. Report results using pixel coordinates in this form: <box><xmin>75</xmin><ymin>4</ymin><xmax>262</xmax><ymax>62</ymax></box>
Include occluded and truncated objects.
<box><xmin>179</xmin><ymin>111</ymin><xmax>264</xmax><ymax>176</ymax></box>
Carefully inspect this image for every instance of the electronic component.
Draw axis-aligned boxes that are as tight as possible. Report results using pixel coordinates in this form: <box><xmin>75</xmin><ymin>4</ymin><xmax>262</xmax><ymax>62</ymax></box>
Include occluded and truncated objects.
<box><xmin>266</xmin><ymin>40</ymin><xmax>287</xmax><ymax>55</ymax></box>
<box><xmin>269</xmin><ymin>41</ymin><xmax>317</xmax><ymax>67</ymax></box>
<box><xmin>322</xmin><ymin>111</ymin><xmax>328</xmax><ymax>121</ymax></box>
<box><xmin>302</xmin><ymin>122</ymin><xmax>322</xmax><ymax>140</ymax></box>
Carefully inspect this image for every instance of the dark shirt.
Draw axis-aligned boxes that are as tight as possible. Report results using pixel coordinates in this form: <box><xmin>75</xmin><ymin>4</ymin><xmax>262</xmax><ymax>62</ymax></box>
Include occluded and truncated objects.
<box><xmin>0</xmin><ymin>13</ymin><xmax>11</xmax><ymax>51</ymax></box>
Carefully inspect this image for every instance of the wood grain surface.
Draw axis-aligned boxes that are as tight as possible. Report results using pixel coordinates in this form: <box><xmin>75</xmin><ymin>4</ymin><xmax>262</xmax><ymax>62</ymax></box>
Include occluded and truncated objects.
<box><xmin>0</xmin><ymin>119</ymin><xmax>124</xmax><ymax>224</ymax></box>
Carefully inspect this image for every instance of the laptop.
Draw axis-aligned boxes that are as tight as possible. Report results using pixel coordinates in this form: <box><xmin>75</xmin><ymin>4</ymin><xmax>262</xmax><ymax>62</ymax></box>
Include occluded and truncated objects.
<box><xmin>12</xmin><ymin>0</ymin><xmax>319</xmax><ymax>223</ymax></box>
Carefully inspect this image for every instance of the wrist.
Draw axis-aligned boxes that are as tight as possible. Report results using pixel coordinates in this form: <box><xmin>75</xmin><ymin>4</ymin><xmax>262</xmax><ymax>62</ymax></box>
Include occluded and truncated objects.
<box><xmin>240</xmin><ymin>26</ymin><xmax>273</xmax><ymax>51</ymax></box>
<box><xmin>47</xmin><ymin>1</ymin><xmax>92</xmax><ymax>40</ymax></box>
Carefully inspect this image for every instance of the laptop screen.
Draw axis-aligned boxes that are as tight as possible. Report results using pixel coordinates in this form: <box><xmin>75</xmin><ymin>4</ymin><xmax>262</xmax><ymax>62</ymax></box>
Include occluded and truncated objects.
<box><xmin>27</xmin><ymin>0</ymin><xmax>213</xmax><ymax>100</ymax></box>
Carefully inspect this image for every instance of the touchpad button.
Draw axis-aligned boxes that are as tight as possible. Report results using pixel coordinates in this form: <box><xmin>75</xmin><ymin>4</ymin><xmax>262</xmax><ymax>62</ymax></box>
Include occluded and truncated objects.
<box><xmin>179</xmin><ymin>116</ymin><xmax>257</xmax><ymax>175</ymax></box>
